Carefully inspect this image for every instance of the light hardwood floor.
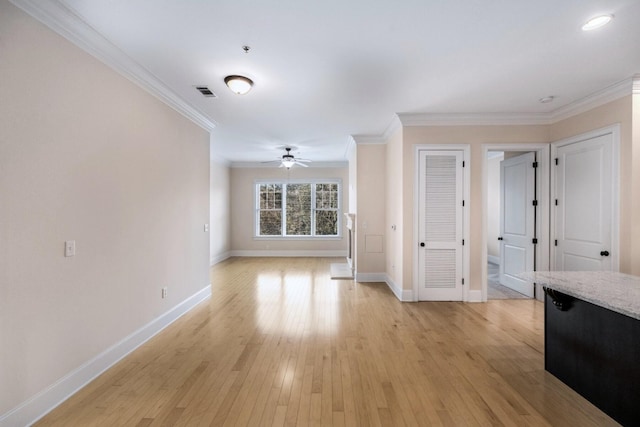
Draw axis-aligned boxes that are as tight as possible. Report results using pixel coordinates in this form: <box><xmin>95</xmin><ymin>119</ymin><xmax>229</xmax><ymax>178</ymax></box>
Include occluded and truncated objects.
<box><xmin>36</xmin><ymin>257</ymin><xmax>618</xmax><ymax>426</ymax></box>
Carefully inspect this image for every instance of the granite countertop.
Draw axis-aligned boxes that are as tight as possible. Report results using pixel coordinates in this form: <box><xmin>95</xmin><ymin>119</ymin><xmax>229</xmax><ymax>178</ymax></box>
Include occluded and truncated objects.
<box><xmin>520</xmin><ymin>271</ymin><xmax>640</xmax><ymax>321</ymax></box>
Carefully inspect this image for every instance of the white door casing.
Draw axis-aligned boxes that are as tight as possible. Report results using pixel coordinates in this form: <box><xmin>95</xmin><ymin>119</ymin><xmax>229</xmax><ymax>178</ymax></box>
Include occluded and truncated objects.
<box><xmin>499</xmin><ymin>152</ymin><xmax>536</xmax><ymax>297</ymax></box>
<box><xmin>552</xmin><ymin>126</ymin><xmax>619</xmax><ymax>272</ymax></box>
<box><xmin>417</xmin><ymin>149</ymin><xmax>465</xmax><ymax>301</ymax></box>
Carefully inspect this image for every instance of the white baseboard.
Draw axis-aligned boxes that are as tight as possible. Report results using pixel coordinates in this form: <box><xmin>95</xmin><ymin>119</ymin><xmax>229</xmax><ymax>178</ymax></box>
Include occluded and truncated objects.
<box><xmin>210</xmin><ymin>251</ymin><xmax>231</xmax><ymax>266</ymax></box>
<box><xmin>487</xmin><ymin>255</ymin><xmax>500</xmax><ymax>265</ymax></box>
<box><xmin>0</xmin><ymin>285</ymin><xmax>211</xmax><ymax>427</ymax></box>
<box><xmin>355</xmin><ymin>272</ymin><xmax>386</xmax><ymax>282</ymax></box>
<box><xmin>384</xmin><ymin>275</ymin><xmax>414</xmax><ymax>301</ymax></box>
<box><xmin>230</xmin><ymin>250</ymin><xmax>347</xmax><ymax>257</ymax></box>
<box><xmin>467</xmin><ymin>289</ymin><xmax>483</xmax><ymax>303</ymax></box>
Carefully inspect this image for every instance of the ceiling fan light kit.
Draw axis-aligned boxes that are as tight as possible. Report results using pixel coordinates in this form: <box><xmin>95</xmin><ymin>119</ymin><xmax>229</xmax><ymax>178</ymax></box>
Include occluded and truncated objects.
<box><xmin>262</xmin><ymin>147</ymin><xmax>311</xmax><ymax>169</ymax></box>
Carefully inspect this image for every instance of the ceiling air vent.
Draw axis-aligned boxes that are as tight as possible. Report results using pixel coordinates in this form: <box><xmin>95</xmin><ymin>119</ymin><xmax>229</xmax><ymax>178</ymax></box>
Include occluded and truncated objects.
<box><xmin>195</xmin><ymin>86</ymin><xmax>217</xmax><ymax>98</ymax></box>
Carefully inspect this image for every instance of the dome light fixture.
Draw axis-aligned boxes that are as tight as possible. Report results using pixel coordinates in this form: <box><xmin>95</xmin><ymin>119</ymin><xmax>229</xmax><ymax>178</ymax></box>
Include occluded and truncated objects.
<box><xmin>582</xmin><ymin>14</ymin><xmax>613</xmax><ymax>31</ymax></box>
<box><xmin>224</xmin><ymin>75</ymin><xmax>253</xmax><ymax>95</ymax></box>
<box><xmin>281</xmin><ymin>158</ymin><xmax>296</xmax><ymax>169</ymax></box>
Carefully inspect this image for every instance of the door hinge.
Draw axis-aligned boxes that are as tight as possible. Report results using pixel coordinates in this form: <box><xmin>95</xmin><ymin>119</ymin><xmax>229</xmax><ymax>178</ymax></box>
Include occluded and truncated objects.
<box><xmin>462</xmin><ymin>239</ymin><xmax>465</xmax><ymax>246</ymax></box>
<box><xmin>532</xmin><ymin>161</ymin><xmax>538</xmax><ymax>168</ymax></box>
<box><xmin>555</xmin><ymin>199</ymin><xmax>558</xmax><ymax>206</ymax></box>
<box><xmin>532</xmin><ymin>200</ymin><xmax>538</xmax><ymax>206</ymax></box>
<box><xmin>555</xmin><ymin>239</ymin><xmax>558</xmax><ymax>246</ymax></box>
<box><xmin>462</xmin><ymin>200</ymin><xmax>465</xmax><ymax>207</ymax></box>
<box><xmin>462</xmin><ymin>278</ymin><xmax>465</xmax><ymax>285</ymax></box>
<box><xmin>462</xmin><ymin>160</ymin><xmax>465</xmax><ymax>167</ymax></box>
<box><xmin>555</xmin><ymin>158</ymin><xmax>559</xmax><ymax>166</ymax></box>
<box><xmin>532</xmin><ymin>238</ymin><xmax>538</xmax><ymax>244</ymax></box>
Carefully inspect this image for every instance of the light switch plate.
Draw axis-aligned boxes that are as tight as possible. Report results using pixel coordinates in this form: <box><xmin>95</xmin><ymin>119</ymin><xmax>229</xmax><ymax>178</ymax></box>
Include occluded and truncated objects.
<box><xmin>65</xmin><ymin>240</ymin><xmax>76</xmax><ymax>257</ymax></box>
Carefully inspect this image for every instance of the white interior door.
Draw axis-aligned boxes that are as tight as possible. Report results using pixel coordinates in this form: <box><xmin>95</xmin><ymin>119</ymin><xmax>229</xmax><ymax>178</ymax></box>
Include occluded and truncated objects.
<box><xmin>553</xmin><ymin>132</ymin><xmax>616</xmax><ymax>271</ymax></box>
<box><xmin>418</xmin><ymin>150</ymin><xmax>464</xmax><ymax>301</ymax></box>
<box><xmin>499</xmin><ymin>152</ymin><xmax>535</xmax><ymax>297</ymax></box>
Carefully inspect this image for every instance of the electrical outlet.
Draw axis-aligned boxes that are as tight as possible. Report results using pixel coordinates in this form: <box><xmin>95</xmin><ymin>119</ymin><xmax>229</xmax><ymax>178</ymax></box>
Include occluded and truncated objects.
<box><xmin>162</xmin><ymin>287</ymin><xmax>168</xmax><ymax>299</ymax></box>
<box><xmin>65</xmin><ymin>240</ymin><xmax>76</xmax><ymax>257</ymax></box>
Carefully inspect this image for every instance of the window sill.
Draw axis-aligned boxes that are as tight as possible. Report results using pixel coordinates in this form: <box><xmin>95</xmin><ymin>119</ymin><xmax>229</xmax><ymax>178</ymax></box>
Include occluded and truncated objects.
<box><xmin>253</xmin><ymin>236</ymin><xmax>342</xmax><ymax>241</ymax></box>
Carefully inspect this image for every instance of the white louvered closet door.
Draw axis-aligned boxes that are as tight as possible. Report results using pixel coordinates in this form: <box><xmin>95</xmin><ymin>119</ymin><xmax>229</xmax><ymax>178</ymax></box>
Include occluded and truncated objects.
<box><xmin>418</xmin><ymin>150</ymin><xmax>464</xmax><ymax>301</ymax></box>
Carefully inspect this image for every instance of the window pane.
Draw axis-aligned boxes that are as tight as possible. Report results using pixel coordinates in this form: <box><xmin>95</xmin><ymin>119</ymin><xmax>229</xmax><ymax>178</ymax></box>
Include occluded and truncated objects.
<box><xmin>286</xmin><ymin>184</ymin><xmax>311</xmax><ymax>235</ymax></box>
<box><xmin>259</xmin><ymin>184</ymin><xmax>282</xmax><ymax>210</ymax></box>
<box><xmin>316</xmin><ymin>183</ymin><xmax>338</xmax><ymax>209</ymax></box>
<box><xmin>260</xmin><ymin>210</ymin><xmax>282</xmax><ymax>235</ymax></box>
<box><xmin>316</xmin><ymin>210</ymin><xmax>338</xmax><ymax>235</ymax></box>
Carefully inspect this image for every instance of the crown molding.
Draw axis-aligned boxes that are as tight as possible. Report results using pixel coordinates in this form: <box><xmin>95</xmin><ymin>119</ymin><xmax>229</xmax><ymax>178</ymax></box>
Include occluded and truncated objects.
<box><xmin>350</xmin><ymin>115</ymin><xmax>402</xmax><ymax>146</ymax></box>
<box><xmin>9</xmin><ymin>0</ymin><xmax>216</xmax><ymax>132</ymax></box>
<box><xmin>633</xmin><ymin>74</ymin><xmax>640</xmax><ymax>95</ymax></box>
<box><xmin>550</xmin><ymin>76</ymin><xmax>634</xmax><ymax>122</ymax></box>
<box><xmin>344</xmin><ymin>136</ymin><xmax>357</xmax><ymax>160</ymax></box>
<box><xmin>230</xmin><ymin>161</ymin><xmax>348</xmax><ymax>169</ymax></box>
<box><xmin>397</xmin><ymin>75</ymin><xmax>637</xmax><ymax>127</ymax></box>
<box><xmin>397</xmin><ymin>112</ymin><xmax>552</xmax><ymax>126</ymax></box>
<box><xmin>352</xmin><ymin>135</ymin><xmax>386</xmax><ymax>145</ymax></box>
<box><xmin>382</xmin><ymin>114</ymin><xmax>402</xmax><ymax>139</ymax></box>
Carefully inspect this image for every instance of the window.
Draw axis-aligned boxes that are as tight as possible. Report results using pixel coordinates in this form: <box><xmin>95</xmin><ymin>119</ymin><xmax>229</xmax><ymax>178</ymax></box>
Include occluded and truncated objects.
<box><xmin>256</xmin><ymin>180</ymin><xmax>341</xmax><ymax>238</ymax></box>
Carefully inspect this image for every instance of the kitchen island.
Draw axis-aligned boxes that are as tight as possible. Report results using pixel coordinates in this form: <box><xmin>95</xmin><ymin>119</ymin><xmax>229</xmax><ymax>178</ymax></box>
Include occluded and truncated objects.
<box><xmin>523</xmin><ymin>271</ymin><xmax>640</xmax><ymax>426</ymax></box>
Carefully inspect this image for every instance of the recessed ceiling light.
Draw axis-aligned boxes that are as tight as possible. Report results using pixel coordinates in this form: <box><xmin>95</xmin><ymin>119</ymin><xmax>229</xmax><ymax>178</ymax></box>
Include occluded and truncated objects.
<box><xmin>539</xmin><ymin>96</ymin><xmax>555</xmax><ymax>104</ymax></box>
<box><xmin>582</xmin><ymin>14</ymin><xmax>613</xmax><ymax>31</ymax></box>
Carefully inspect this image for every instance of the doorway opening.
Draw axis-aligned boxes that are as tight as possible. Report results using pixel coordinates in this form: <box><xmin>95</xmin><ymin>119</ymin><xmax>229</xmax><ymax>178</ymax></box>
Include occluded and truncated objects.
<box><xmin>482</xmin><ymin>144</ymin><xmax>550</xmax><ymax>302</ymax></box>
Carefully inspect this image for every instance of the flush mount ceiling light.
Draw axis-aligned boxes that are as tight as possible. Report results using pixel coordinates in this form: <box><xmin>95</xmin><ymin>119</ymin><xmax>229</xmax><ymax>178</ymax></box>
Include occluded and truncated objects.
<box><xmin>582</xmin><ymin>14</ymin><xmax>613</xmax><ymax>31</ymax></box>
<box><xmin>224</xmin><ymin>75</ymin><xmax>253</xmax><ymax>95</ymax></box>
<box><xmin>539</xmin><ymin>96</ymin><xmax>555</xmax><ymax>103</ymax></box>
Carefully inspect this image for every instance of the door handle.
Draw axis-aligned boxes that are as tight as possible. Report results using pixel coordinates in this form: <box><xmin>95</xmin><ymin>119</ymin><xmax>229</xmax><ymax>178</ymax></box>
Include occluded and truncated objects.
<box><xmin>498</xmin><ymin>237</ymin><xmax>503</xmax><ymax>241</ymax></box>
<box><xmin>420</xmin><ymin>242</ymin><xmax>425</xmax><ymax>247</ymax></box>
<box><xmin>600</xmin><ymin>250</ymin><xmax>610</xmax><ymax>257</ymax></box>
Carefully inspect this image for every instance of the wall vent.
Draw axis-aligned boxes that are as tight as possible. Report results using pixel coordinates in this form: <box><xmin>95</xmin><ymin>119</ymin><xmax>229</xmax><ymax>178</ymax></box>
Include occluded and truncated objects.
<box><xmin>195</xmin><ymin>86</ymin><xmax>217</xmax><ymax>98</ymax></box>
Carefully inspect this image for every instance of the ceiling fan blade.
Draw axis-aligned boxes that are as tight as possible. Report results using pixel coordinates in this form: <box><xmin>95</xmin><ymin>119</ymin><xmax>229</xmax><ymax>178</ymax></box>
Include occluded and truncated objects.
<box><xmin>296</xmin><ymin>161</ymin><xmax>309</xmax><ymax>167</ymax></box>
<box><xmin>296</xmin><ymin>159</ymin><xmax>312</xmax><ymax>163</ymax></box>
<box><xmin>261</xmin><ymin>160</ymin><xmax>281</xmax><ymax>164</ymax></box>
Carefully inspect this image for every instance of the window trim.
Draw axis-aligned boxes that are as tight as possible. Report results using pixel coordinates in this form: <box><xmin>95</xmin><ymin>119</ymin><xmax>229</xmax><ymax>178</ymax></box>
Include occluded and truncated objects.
<box><xmin>254</xmin><ymin>178</ymin><xmax>342</xmax><ymax>240</ymax></box>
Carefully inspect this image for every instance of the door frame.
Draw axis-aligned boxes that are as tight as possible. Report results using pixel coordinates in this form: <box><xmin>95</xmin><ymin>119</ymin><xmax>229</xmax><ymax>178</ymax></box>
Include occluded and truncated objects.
<box><xmin>550</xmin><ymin>124</ymin><xmax>620</xmax><ymax>272</ymax></box>
<box><xmin>413</xmin><ymin>144</ymin><xmax>470</xmax><ymax>302</ymax></box>
<box><xmin>481</xmin><ymin>143</ymin><xmax>550</xmax><ymax>302</ymax></box>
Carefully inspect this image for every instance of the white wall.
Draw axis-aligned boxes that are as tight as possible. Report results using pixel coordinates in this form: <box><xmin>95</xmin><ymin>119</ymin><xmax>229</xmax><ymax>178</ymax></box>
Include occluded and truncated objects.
<box><xmin>229</xmin><ymin>166</ymin><xmax>348</xmax><ymax>255</ymax></box>
<box><xmin>210</xmin><ymin>155</ymin><xmax>231</xmax><ymax>264</ymax></box>
<box><xmin>0</xmin><ymin>1</ymin><xmax>210</xmax><ymax>420</ymax></box>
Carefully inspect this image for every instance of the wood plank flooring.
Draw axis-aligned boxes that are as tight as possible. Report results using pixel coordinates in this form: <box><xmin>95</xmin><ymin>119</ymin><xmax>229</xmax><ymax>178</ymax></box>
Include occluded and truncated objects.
<box><xmin>36</xmin><ymin>257</ymin><xmax>618</xmax><ymax>426</ymax></box>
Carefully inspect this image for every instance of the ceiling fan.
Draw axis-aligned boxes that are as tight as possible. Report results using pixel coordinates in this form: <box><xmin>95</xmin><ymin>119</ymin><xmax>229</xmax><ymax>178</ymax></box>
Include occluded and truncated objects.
<box><xmin>262</xmin><ymin>147</ymin><xmax>312</xmax><ymax>169</ymax></box>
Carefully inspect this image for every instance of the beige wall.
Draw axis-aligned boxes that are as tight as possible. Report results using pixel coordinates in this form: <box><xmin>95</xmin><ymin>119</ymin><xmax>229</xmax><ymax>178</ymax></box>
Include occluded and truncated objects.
<box><xmin>347</xmin><ymin>141</ymin><xmax>357</xmax><ymax>214</ymax></box>
<box><xmin>487</xmin><ymin>153</ymin><xmax>504</xmax><ymax>259</ymax></box>
<box><xmin>0</xmin><ymin>1</ymin><xmax>210</xmax><ymax>417</ymax></box>
<box><xmin>385</xmin><ymin>128</ymin><xmax>404</xmax><ymax>287</ymax></box>
<box><xmin>401</xmin><ymin>125</ymin><xmax>550</xmax><ymax>293</ymax></box>
<box><xmin>355</xmin><ymin>144</ymin><xmax>386</xmax><ymax>274</ymax></box>
<box><xmin>549</xmin><ymin>96</ymin><xmax>634</xmax><ymax>274</ymax></box>
<box><xmin>633</xmin><ymin>93</ymin><xmax>640</xmax><ymax>275</ymax></box>
<box><xmin>210</xmin><ymin>157</ymin><xmax>231</xmax><ymax>263</ymax></box>
<box><xmin>229</xmin><ymin>166</ymin><xmax>348</xmax><ymax>253</ymax></box>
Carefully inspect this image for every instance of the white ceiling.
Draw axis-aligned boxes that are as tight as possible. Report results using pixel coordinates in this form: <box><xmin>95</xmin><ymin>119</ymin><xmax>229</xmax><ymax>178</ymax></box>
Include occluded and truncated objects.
<box><xmin>43</xmin><ymin>0</ymin><xmax>640</xmax><ymax>162</ymax></box>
